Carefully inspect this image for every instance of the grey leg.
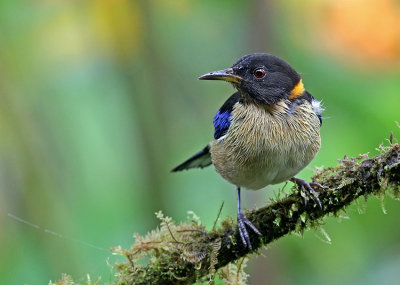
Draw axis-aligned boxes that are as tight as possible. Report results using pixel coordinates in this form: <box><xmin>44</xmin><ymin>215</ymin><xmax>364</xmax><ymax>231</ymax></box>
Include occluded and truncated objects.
<box><xmin>236</xmin><ymin>186</ymin><xmax>261</xmax><ymax>249</ymax></box>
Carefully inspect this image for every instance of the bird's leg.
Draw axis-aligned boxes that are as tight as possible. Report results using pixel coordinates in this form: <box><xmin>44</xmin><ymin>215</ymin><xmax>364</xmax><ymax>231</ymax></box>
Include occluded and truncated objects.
<box><xmin>236</xmin><ymin>186</ymin><xmax>262</xmax><ymax>249</ymax></box>
<box><xmin>290</xmin><ymin>177</ymin><xmax>325</xmax><ymax>209</ymax></box>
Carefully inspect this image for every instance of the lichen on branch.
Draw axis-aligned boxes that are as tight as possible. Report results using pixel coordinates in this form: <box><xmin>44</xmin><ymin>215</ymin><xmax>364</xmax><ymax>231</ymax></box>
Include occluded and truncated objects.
<box><xmin>109</xmin><ymin>140</ymin><xmax>400</xmax><ymax>285</ymax></box>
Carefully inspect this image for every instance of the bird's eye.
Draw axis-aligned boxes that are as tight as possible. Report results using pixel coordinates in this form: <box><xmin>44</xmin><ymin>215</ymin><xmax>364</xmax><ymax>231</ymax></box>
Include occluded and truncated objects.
<box><xmin>254</xmin><ymin>68</ymin><xmax>266</xmax><ymax>78</ymax></box>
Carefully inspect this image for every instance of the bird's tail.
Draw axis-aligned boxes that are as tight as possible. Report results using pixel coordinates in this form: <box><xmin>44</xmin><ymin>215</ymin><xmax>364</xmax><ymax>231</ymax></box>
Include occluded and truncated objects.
<box><xmin>171</xmin><ymin>145</ymin><xmax>212</xmax><ymax>172</ymax></box>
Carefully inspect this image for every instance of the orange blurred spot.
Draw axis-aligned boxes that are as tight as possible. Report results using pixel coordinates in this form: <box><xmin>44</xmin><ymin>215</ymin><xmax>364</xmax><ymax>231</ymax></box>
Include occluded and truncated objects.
<box><xmin>310</xmin><ymin>0</ymin><xmax>400</xmax><ymax>65</ymax></box>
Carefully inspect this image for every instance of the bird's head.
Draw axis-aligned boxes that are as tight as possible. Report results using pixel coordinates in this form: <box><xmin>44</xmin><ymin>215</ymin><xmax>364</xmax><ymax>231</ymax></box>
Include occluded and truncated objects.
<box><xmin>199</xmin><ymin>53</ymin><xmax>304</xmax><ymax>105</ymax></box>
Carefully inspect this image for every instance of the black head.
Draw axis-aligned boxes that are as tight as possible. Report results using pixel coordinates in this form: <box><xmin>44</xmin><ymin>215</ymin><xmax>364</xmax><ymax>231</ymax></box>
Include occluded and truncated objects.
<box><xmin>199</xmin><ymin>53</ymin><xmax>304</xmax><ymax>105</ymax></box>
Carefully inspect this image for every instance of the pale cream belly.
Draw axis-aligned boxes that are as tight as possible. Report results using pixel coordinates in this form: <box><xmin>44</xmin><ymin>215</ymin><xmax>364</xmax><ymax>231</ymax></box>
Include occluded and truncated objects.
<box><xmin>210</xmin><ymin>100</ymin><xmax>321</xmax><ymax>190</ymax></box>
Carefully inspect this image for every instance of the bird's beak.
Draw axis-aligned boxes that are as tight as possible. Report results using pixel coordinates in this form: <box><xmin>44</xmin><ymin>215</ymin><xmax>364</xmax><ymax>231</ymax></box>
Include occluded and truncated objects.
<box><xmin>198</xmin><ymin>68</ymin><xmax>243</xmax><ymax>83</ymax></box>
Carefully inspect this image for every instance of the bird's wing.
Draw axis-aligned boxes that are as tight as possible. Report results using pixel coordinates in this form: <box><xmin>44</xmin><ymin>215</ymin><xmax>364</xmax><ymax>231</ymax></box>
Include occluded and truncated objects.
<box><xmin>171</xmin><ymin>92</ymin><xmax>241</xmax><ymax>172</ymax></box>
<box><xmin>213</xmin><ymin>92</ymin><xmax>241</xmax><ymax>139</ymax></box>
<box><xmin>171</xmin><ymin>145</ymin><xmax>211</xmax><ymax>172</ymax></box>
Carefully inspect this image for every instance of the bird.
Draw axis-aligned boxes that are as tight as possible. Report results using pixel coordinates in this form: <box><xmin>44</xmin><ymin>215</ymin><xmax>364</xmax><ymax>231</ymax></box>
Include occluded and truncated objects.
<box><xmin>172</xmin><ymin>53</ymin><xmax>324</xmax><ymax>249</ymax></box>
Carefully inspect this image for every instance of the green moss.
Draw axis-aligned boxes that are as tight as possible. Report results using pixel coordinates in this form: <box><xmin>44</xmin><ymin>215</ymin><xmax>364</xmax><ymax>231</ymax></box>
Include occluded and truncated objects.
<box><xmin>54</xmin><ymin>141</ymin><xmax>400</xmax><ymax>284</ymax></box>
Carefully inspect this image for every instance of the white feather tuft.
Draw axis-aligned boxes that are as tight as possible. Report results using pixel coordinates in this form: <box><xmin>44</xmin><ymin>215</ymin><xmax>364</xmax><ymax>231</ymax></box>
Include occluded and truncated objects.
<box><xmin>311</xmin><ymin>99</ymin><xmax>324</xmax><ymax>117</ymax></box>
<box><xmin>217</xmin><ymin>135</ymin><xmax>226</xmax><ymax>142</ymax></box>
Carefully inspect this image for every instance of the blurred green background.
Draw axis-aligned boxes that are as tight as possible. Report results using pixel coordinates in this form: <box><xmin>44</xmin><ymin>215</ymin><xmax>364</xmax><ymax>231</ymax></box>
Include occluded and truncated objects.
<box><xmin>1</xmin><ymin>0</ymin><xmax>400</xmax><ymax>284</ymax></box>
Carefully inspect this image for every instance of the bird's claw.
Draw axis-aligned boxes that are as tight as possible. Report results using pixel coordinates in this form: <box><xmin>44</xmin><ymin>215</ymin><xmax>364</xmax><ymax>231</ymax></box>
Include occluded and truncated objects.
<box><xmin>291</xmin><ymin>177</ymin><xmax>325</xmax><ymax>209</ymax></box>
<box><xmin>237</xmin><ymin>212</ymin><xmax>261</xmax><ymax>250</ymax></box>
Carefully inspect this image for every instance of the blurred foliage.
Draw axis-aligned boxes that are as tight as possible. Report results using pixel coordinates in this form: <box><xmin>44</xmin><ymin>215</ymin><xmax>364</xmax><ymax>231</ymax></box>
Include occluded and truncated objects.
<box><xmin>0</xmin><ymin>0</ymin><xmax>399</xmax><ymax>284</ymax></box>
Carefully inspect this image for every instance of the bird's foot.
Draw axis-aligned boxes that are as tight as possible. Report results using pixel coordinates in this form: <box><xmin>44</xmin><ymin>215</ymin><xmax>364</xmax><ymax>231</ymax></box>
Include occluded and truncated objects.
<box><xmin>237</xmin><ymin>211</ymin><xmax>261</xmax><ymax>250</ymax></box>
<box><xmin>290</xmin><ymin>177</ymin><xmax>326</xmax><ymax>209</ymax></box>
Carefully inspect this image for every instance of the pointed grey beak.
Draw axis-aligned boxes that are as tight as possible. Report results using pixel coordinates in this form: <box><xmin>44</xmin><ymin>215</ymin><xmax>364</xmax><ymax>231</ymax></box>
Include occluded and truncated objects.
<box><xmin>198</xmin><ymin>68</ymin><xmax>243</xmax><ymax>83</ymax></box>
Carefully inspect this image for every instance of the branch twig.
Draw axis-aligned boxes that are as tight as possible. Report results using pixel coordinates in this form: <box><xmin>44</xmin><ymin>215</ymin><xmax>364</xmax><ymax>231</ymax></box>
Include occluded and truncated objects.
<box><xmin>113</xmin><ymin>142</ymin><xmax>400</xmax><ymax>284</ymax></box>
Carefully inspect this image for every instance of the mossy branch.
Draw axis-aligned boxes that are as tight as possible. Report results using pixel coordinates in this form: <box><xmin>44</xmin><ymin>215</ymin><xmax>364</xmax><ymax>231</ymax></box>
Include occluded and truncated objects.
<box><xmin>107</xmin><ymin>139</ymin><xmax>400</xmax><ymax>284</ymax></box>
<box><xmin>55</xmin><ymin>139</ymin><xmax>400</xmax><ymax>285</ymax></box>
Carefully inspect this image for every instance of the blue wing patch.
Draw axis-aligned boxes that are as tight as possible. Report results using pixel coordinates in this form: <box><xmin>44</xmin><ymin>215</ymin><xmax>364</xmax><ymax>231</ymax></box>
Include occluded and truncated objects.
<box><xmin>213</xmin><ymin>110</ymin><xmax>232</xmax><ymax>139</ymax></box>
<box><xmin>212</xmin><ymin>92</ymin><xmax>240</xmax><ymax>140</ymax></box>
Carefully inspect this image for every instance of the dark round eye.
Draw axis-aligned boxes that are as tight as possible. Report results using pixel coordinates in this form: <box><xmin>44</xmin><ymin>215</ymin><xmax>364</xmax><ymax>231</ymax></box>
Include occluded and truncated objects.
<box><xmin>254</xmin><ymin>68</ymin><xmax>266</xmax><ymax>78</ymax></box>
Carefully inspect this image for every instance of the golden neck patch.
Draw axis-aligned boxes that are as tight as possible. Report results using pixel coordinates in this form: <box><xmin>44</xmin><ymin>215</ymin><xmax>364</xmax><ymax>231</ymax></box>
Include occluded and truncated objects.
<box><xmin>288</xmin><ymin>79</ymin><xmax>305</xmax><ymax>99</ymax></box>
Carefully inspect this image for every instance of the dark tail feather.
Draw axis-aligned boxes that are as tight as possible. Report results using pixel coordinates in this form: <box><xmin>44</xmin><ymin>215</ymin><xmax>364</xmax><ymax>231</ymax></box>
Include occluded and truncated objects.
<box><xmin>171</xmin><ymin>145</ymin><xmax>212</xmax><ymax>172</ymax></box>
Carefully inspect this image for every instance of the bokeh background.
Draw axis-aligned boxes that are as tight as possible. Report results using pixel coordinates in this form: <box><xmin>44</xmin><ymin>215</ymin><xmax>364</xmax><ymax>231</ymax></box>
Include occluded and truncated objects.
<box><xmin>1</xmin><ymin>0</ymin><xmax>400</xmax><ymax>284</ymax></box>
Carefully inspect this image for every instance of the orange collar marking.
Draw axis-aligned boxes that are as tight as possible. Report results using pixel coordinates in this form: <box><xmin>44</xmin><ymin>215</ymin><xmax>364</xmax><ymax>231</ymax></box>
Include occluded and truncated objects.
<box><xmin>288</xmin><ymin>79</ymin><xmax>305</xmax><ymax>99</ymax></box>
